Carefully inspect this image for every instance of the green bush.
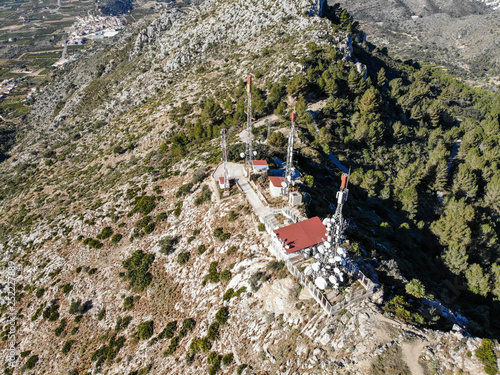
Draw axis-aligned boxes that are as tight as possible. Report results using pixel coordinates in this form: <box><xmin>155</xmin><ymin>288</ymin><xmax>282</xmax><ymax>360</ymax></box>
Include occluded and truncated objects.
<box><xmin>158</xmin><ymin>321</ymin><xmax>177</xmax><ymax>340</ymax></box>
<box><xmin>227</xmin><ymin>245</ymin><xmax>237</xmax><ymax>255</ymax></box>
<box><xmin>207</xmin><ymin>321</ymin><xmax>220</xmax><ymax>341</ymax></box>
<box><xmin>36</xmin><ymin>288</ymin><xmax>45</xmax><ymax>298</ymax></box>
<box><xmin>178</xmin><ymin>318</ymin><xmax>196</xmax><ymax>338</ymax></box>
<box><xmin>475</xmin><ymin>339</ymin><xmax>498</xmax><ymax>375</ymax></box>
<box><xmin>237</xmin><ymin>364</ymin><xmax>248</xmax><ymax>374</ymax></box>
<box><xmin>406</xmin><ymin>279</ymin><xmax>426</xmax><ymax>298</ymax></box>
<box><xmin>195</xmin><ymin>185</ymin><xmax>212</xmax><ymax>205</ymax></box>
<box><xmin>215</xmin><ymin>307</ymin><xmax>229</xmax><ymax>325</ymax></box>
<box><xmin>128</xmin><ymin>196</ymin><xmax>156</xmax><ymax>217</ymax></box>
<box><xmin>208</xmin><ymin>351</ymin><xmax>221</xmax><ymax>366</ymax></box>
<box><xmin>122</xmin><ymin>250</ymin><xmax>155</xmax><ymax>290</ymax></box>
<box><xmin>69</xmin><ymin>299</ymin><xmax>87</xmax><ymax>315</ymax></box>
<box><xmin>173</xmin><ymin>201</ymin><xmax>183</xmax><ymax>217</ymax></box>
<box><xmin>177</xmin><ymin>252</ymin><xmax>191</xmax><ymax>265</ymax></box>
<box><xmin>207</xmin><ymin>262</ymin><xmax>220</xmax><ymax>283</ymax></box>
<box><xmin>55</xmin><ymin>318</ymin><xmax>67</xmax><ymax>337</ymax></box>
<box><xmin>155</xmin><ymin>212</ymin><xmax>168</xmax><ymax>222</ymax></box>
<box><xmin>176</xmin><ymin>182</ymin><xmax>194</xmax><ymax>197</ymax></box>
<box><xmin>83</xmin><ymin>238</ymin><xmax>103</xmax><ymax>249</ymax></box>
<box><xmin>137</xmin><ymin>320</ymin><xmax>154</xmax><ymax>340</ymax></box>
<box><xmin>123</xmin><ymin>296</ymin><xmax>136</xmax><ymax>310</ymax></box>
<box><xmin>258</xmin><ymin>223</ymin><xmax>266</xmax><ymax>232</ymax></box>
<box><xmin>136</xmin><ymin>216</ymin><xmax>151</xmax><ymax>229</ymax></box>
<box><xmin>164</xmin><ymin>336</ymin><xmax>179</xmax><ymax>356</ymax></box>
<box><xmin>223</xmin><ymin>288</ymin><xmax>234</xmax><ymax>301</ymax></box>
<box><xmin>220</xmin><ymin>270</ymin><xmax>232</xmax><ymax>281</ymax></box>
<box><xmin>222</xmin><ymin>353</ymin><xmax>234</xmax><ymax>366</ymax></box>
<box><xmin>62</xmin><ymin>340</ymin><xmax>74</xmax><ymax>354</ymax></box>
<box><xmin>91</xmin><ymin>334</ymin><xmax>126</xmax><ymax>368</ymax></box>
<box><xmin>43</xmin><ymin>304</ymin><xmax>60</xmax><ymax>321</ymax></box>
<box><xmin>214</xmin><ymin>227</ymin><xmax>231</xmax><ymax>241</ymax></box>
<box><xmin>61</xmin><ymin>283</ymin><xmax>73</xmax><ymax>295</ymax></box>
<box><xmin>111</xmin><ymin>233</ymin><xmax>123</xmax><ymax>244</ymax></box>
<box><xmin>25</xmin><ymin>354</ymin><xmax>39</xmax><ymax>369</ymax></box>
<box><xmin>144</xmin><ymin>222</ymin><xmax>156</xmax><ymax>234</ymax></box>
<box><xmin>198</xmin><ymin>244</ymin><xmax>207</xmax><ymax>254</ymax></box>
<box><xmin>96</xmin><ymin>226</ymin><xmax>113</xmax><ymax>240</ymax></box>
<box><xmin>159</xmin><ymin>236</ymin><xmax>177</xmax><ymax>255</ymax></box>
<box><xmin>115</xmin><ymin>316</ymin><xmax>132</xmax><ymax>331</ymax></box>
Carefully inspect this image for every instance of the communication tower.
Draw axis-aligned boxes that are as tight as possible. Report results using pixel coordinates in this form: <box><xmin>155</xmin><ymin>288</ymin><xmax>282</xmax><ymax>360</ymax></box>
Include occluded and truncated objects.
<box><xmin>245</xmin><ymin>75</ymin><xmax>254</xmax><ymax>175</ymax></box>
<box><xmin>330</xmin><ymin>173</ymin><xmax>350</xmax><ymax>253</ymax></box>
<box><xmin>283</xmin><ymin>110</ymin><xmax>297</xmax><ymax>196</ymax></box>
<box><xmin>221</xmin><ymin>128</ymin><xmax>230</xmax><ymax>195</ymax></box>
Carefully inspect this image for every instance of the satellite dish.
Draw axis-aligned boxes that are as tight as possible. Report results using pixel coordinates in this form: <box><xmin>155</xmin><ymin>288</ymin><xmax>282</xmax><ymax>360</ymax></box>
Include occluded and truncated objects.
<box><xmin>329</xmin><ymin>275</ymin><xmax>337</xmax><ymax>284</ymax></box>
<box><xmin>253</xmin><ymin>151</ymin><xmax>257</xmax><ymax>156</ymax></box>
<box><xmin>281</xmin><ymin>181</ymin><xmax>287</xmax><ymax>187</ymax></box>
<box><xmin>240</xmin><ymin>152</ymin><xmax>245</xmax><ymax>158</ymax></box>
<box><xmin>304</xmin><ymin>266</ymin><xmax>313</xmax><ymax>276</ymax></box>
<box><xmin>334</xmin><ymin>267</ymin><xmax>341</xmax><ymax>275</ymax></box>
<box><xmin>312</xmin><ymin>263</ymin><xmax>320</xmax><ymax>272</ymax></box>
<box><xmin>315</xmin><ymin>277</ymin><xmax>327</xmax><ymax>290</ymax></box>
<box><xmin>333</xmin><ymin>256</ymin><xmax>342</xmax><ymax>263</ymax></box>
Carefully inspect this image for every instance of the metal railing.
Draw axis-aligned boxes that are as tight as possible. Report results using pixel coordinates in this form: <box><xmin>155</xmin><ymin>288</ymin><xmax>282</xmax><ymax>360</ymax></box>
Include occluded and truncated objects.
<box><xmin>267</xmin><ymin>233</ymin><xmax>375</xmax><ymax>316</ymax></box>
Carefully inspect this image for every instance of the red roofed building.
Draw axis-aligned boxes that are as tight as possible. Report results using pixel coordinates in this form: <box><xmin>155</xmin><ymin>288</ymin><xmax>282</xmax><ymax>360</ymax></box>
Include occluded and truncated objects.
<box><xmin>269</xmin><ymin>176</ymin><xmax>285</xmax><ymax>197</ymax></box>
<box><xmin>252</xmin><ymin>160</ymin><xmax>269</xmax><ymax>172</ymax></box>
<box><xmin>273</xmin><ymin>217</ymin><xmax>327</xmax><ymax>257</ymax></box>
<box><xmin>218</xmin><ymin>176</ymin><xmax>229</xmax><ymax>189</ymax></box>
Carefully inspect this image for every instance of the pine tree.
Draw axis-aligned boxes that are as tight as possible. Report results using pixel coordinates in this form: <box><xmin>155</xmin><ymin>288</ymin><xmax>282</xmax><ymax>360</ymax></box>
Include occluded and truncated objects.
<box><xmin>465</xmin><ymin>263</ymin><xmax>490</xmax><ymax>296</ymax></box>
<box><xmin>377</xmin><ymin>67</ymin><xmax>387</xmax><ymax>88</ymax></box>
<box><xmin>452</xmin><ymin>164</ymin><xmax>478</xmax><ymax>199</ymax></box>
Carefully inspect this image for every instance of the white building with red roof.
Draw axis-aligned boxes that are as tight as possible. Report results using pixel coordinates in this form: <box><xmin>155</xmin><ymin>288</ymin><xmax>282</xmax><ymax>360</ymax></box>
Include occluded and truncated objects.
<box><xmin>273</xmin><ymin>216</ymin><xmax>327</xmax><ymax>258</ymax></box>
<box><xmin>269</xmin><ymin>176</ymin><xmax>285</xmax><ymax>197</ymax></box>
<box><xmin>252</xmin><ymin>160</ymin><xmax>269</xmax><ymax>172</ymax></box>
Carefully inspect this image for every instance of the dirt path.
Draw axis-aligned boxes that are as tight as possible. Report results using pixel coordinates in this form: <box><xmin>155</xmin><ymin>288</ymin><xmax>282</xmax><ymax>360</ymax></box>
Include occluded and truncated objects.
<box><xmin>401</xmin><ymin>340</ymin><xmax>426</xmax><ymax>375</ymax></box>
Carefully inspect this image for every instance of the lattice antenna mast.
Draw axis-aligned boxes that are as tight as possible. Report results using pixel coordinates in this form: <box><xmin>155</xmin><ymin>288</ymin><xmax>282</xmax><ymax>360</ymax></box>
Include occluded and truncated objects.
<box><xmin>221</xmin><ymin>128</ymin><xmax>229</xmax><ymax>193</ymax></box>
<box><xmin>331</xmin><ymin>172</ymin><xmax>350</xmax><ymax>252</ymax></box>
<box><xmin>284</xmin><ymin>110</ymin><xmax>296</xmax><ymax>195</ymax></box>
<box><xmin>245</xmin><ymin>75</ymin><xmax>254</xmax><ymax>173</ymax></box>
<box><xmin>62</xmin><ymin>42</ymin><xmax>68</xmax><ymax>60</ymax></box>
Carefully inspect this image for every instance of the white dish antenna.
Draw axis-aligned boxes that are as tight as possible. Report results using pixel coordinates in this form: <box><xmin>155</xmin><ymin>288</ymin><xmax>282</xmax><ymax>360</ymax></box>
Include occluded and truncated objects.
<box><xmin>240</xmin><ymin>152</ymin><xmax>245</xmax><ymax>159</ymax></box>
<box><xmin>315</xmin><ymin>277</ymin><xmax>327</xmax><ymax>290</ymax></box>
<box><xmin>304</xmin><ymin>266</ymin><xmax>313</xmax><ymax>276</ymax></box>
<box><xmin>312</xmin><ymin>263</ymin><xmax>320</xmax><ymax>272</ymax></box>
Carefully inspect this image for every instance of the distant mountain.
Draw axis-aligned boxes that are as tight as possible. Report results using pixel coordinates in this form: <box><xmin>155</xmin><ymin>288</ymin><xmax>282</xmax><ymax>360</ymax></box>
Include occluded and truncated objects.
<box><xmin>330</xmin><ymin>0</ymin><xmax>500</xmax><ymax>87</ymax></box>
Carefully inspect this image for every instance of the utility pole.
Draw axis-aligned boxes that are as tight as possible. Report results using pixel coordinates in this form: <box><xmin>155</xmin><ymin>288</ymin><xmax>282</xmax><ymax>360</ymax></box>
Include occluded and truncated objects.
<box><xmin>284</xmin><ymin>110</ymin><xmax>296</xmax><ymax>196</ymax></box>
<box><xmin>331</xmin><ymin>172</ymin><xmax>350</xmax><ymax>255</ymax></box>
<box><xmin>221</xmin><ymin>128</ymin><xmax>229</xmax><ymax>196</ymax></box>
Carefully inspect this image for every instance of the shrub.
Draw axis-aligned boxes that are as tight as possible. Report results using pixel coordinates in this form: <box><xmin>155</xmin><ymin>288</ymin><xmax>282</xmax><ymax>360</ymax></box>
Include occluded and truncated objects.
<box><xmin>222</xmin><ymin>353</ymin><xmax>234</xmax><ymax>366</ymax></box>
<box><xmin>122</xmin><ymin>250</ymin><xmax>155</xmax><ymax>290</ymax></box>
<box><xmin>96</xmin><ymin>226</ymin><xmax>113</xmax><ymax>240</ymax></box>
<box><xmin>214</xmin><ymin>227</ymin><xmax>231</xmax><ymax>241</ymax></box>
<box><xmin>123</xmin><ymin>296</ymin><xmax>136</xmax><ymax>310</ymax></box>
<box><xmin>62</xmin><ymin>340</ymin><xmax>74</xmax><ymax>354</ymax></box>
<box><xmin>208</xmin><ymin>351</ymin><xmax>221</xmax><ymax>366</ymax></box>
<box><xmin>237</xmin><ymin>364</ymin><xmax>248</xmax><ymax>374</ymax></box>
<box><xmin>173</xmin><ymin>201</ymin><xmax>183</xmax><ymax>217</ymax></box>
<box><xmin>198</xmin><ymin>244</ymin><xmax>207</xmax><ymax>254</ymax></box>
<box><xmin>195</xmin><ymin>185</ymin><xmax>212</xmax><ymax>205</ymax></box>
<box><xmin>406</xmin><ymin>279</ymin><xmax>426</xmax><ymax>298</ymax></box>
<box><xmin>177</xmin><ymin>252</ymin><xmax>191</xmax><ymax>265</ymax></box>
<box><xmin>43</xmin><ymin>304</ymin><xmax>60</xmax><ymax>321</ymax></box>
<box><xmin>164</xmin><ymin>336</ymin><xmax>179</xmax><ymax>356</ymax></box>
<box><xmin>207</xmin><ymin>322</ymin><xmax>220</xmax><ymax>341</ymax></box>
<box><xmin>128</xmin><ymin>196</ymin><xmax>156</xmax><ymax>217</ymax></box>
<box><xmin>223</xmin><ymin>288</ymin><xmax>234</xmax><ymax>301</ymax></box>
<box><xmin>55</xmin><ymin>318</ymin><xmax>67</xmax><ymax>337</ymax></box>
<box><xmin>258</xmin><ymin>223</ymin><xmax>266</xmax><ymax>232</ymax></box>
<box><xmin>176</xmin><ymin>182</ymin><xmax>194</xmax><ymax>197</ymax></box>
<box><xmin>36</xmin><ymin>288</ymin><xmax>45</xmax><ymax>298</ymax></box>
<box><xmin>91</xmin><ymin>334</ymin><xmax>126</xmax><ymax>368</ymax></box>
<box><xmin>25</xmin><ymin>355</ymin><xmax>39</xmax><ymax>369</ymax></box>
<box><xmin>206</xmin><ymin>262</ymin><xmax>220</xmax><ymax>283</ymax></box>
<box><xmin>136</xmin><ymin>216</ymin><xmax>151</xmax><ymax>229</ymax></box>
<box><xmin>158</xmin><ymin>321</ymin><xmax>177</xmax><ymax>340</ymax></box>
<box><xmin>215</xmin><ymin>307</ymin><xmax>229</xmax><ymax>325</ymax></box>
<box><xmin>144</xmin><ymin>222</ymin><xmax>156</xmax><ymax>234</ymax></box>
<box><xmin>137</xmin><ymin>320</ymin><xmax>154</xmax><ymax>340</ymax></box>
<box><xmin>115</xmin><ymin>316</ymin><xmax>132</xmax><ymax>331</ymax></box>
<box><xmin>69</xmin><ymin>299</ymin><xmax>88</xmax><ymax>315</ymax></box>
<box><xmin>178</xmin><ymin>318</ymin><xmax>196</xmax><ymax>338</ymax></box>
<box><xmin>476</xmin><ymin>338</ymin><xmax>498</xmax><ymax>375</ymax></box>
<box><xmin>83</xmin><ymin>238</ymin><xmax>103</xmax><ymax>249</ymax></box>
<box><xmin>228</xmin><ymin>211</ymin><xmax>237</xmax><ymax>222</ymax></box>
<box><xmin>159</xmin><ymin>236</ymin><xmax>177</xmax><ymax>255</ymax></box>
<box><xmin>88</xmin><ymin>267</ymin><xmax>97</xmax><ymax>275</ymax></box>
<box><xmin>227</xmin><ymin>245</ymin><xmax>237</xmax><ymax>255</ymax></box>
<box><xmin>71</xmin><ymin>327</ymin><xmax>79</xmax><ymax>335</ymax></box>
<box><xmin>234</xmin><ymin>286</ymin><xmax>247</xmax><ymax>297</ymax></box>
<box><xmin>220</xmin><ymin>270</ymin><xmax>232</xmax><ymax>281</ymax></box>
<box><xmin>61</xmin><ymin>283</ymin><xmax>73</xmax><ymax>295</ymax></box>
<box><xmin>155</xmin><ymin>212</ymin><xmax>168</xmax><ymax>222</ymax></box>
<box><xmin>111</xmin><ymin>233</ymin><xmax>123</xmax><ymax>244</ymax></box>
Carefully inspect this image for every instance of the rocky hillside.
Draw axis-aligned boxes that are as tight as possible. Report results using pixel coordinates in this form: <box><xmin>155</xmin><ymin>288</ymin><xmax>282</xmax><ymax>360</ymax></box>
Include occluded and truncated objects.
<box><xmin>1</xmin><ymin>0</ymin><xmax>500</xmax><ymax>374</ymax></box>
<box><xmin>331</xmin><ymin>0</ymin><xmax>500</xmax><ymax>88</ymax></box>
